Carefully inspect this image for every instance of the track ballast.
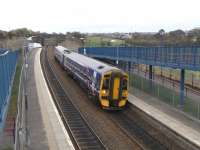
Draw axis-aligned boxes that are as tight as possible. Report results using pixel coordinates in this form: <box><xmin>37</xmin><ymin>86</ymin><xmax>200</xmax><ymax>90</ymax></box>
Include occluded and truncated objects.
<box><xmin>41</xmin><ymin>48</ymin><xmax>106</xmax><ymax>150</ymax></box>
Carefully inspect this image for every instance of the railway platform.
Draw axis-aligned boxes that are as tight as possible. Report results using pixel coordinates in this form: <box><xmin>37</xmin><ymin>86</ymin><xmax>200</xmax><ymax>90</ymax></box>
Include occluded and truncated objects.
<box><xmin>26</xmin><ymin>48</ymin><xmax>74</xmax><ymax>150</ymax></box>
<box><xmin>128</xmin><ymin>88</ymin><xmax>200</xmax><ymax>149</ymax></box>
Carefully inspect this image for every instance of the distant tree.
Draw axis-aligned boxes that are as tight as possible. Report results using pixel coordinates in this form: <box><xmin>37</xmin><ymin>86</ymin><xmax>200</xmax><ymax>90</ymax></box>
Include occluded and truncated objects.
<box><xmin>56</xmin><ymin>33</ymin><xmax>66</xmax><ymax>43</ymax></box>
<box><xmin>66</xmin><ymin>32</ymin><xmax>71</xmax><ymax>36</ymax></box>
<box><xmin>8</xmin><ymin>28</ymin><xmax>33</xmax><ymax>37</ymax></box>
<box><xmin>154</xmin><ymin>29</ymin><xmax>165</xmax><ymax>45</ymax></box>
<box><xmin>166</xmin><ymin>29</ymin><xmax>186</xmax><ymax>45</ymax></box>
<box><xmin>7</xmin><ymin>31</ymin><xmax>15</xmax><ymax>39</ymax></box>
<box><xmin>154</xmin><ymin>29</ymin><xmax>165</xmax><ymax>39</ymax></box>
<box><xmin>70</xmin><ymin>32</ymin><xmax>85</xmax><ymax>39</ymax></box>
<box><xmin>0</xmin><ymin>30</ymin><xmax>7</xmax><ymax>39</ymax></box>
<box><xmin>196</xmin><ymin>36</ymin><xmax>200</xmax><ymax>44</ymax></box>
<box><xmin>158</xmin><ymin>29</ymin><xmax>165</xmax><ymax>36</ymax></box>
<box><xmin>52</xmin><ymin>32</ymin><xmax>58</xmax><ymax>36</ymax></box>
<box><xmin>188</xmin><ymin>28</ymin><xmax>200</xmax><ymax>37</ymax></box>
<box><xmin>169</xmin><ymin>29</ymin><xmax>185</xmax><ymax>37</ymax></box>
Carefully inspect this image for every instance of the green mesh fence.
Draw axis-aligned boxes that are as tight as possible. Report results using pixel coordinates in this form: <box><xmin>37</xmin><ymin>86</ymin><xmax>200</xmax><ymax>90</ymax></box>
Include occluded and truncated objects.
<box><xmin>129</xmin><ymin>72</ymin><xmax>200</xmax><ymax>119</ymax></box>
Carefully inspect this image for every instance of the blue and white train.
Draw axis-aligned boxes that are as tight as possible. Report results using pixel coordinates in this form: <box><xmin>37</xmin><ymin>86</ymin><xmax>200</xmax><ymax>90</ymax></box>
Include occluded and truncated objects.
<box><xmin>54</xmin><ymin>46</ymin><xmax>128</xmax><ymax>110</ymax></box>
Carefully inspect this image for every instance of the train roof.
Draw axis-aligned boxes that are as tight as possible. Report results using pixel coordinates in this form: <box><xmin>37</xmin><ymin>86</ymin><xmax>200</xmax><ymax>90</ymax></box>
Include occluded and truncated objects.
<box><xmin>64</xmin><ymin>50</ymin><xmax>120</xmax><ymax>74</ymax></box>
<box><xmin>55</xmin><ymin>46</ymin><xmax>68</xmax><ymax>52</ymax></box>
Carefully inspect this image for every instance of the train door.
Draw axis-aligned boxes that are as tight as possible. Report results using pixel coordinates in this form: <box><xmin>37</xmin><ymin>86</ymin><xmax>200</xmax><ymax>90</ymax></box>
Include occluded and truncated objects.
<box><xmin>112</xmin><ymin>77</ymin><xmax>120</xmax><ymax>100</ymax></box>
<box><xmin>101</xmin><ymin>74</ymin><xmax>110</xmax><ymax>98</ymax></box>
<box><xmin>91</xmin><ymin>71</ymin><xmax>97</xmax><ymax>95</ymax></box>
<box><xmin>62</xmin><ymin>54</ymin><xmax>65</xmax><ymax>65</ymax></box>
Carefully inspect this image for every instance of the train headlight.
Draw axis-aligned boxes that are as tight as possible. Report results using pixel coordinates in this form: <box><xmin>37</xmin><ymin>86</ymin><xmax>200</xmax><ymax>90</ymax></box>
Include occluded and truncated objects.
<box><xmin>119</xmin><ymin>100</ymin><xmax>126</xmax><ymax>107</ymax></box>
<box><xmin>101</xmin><ymin>100</ymin><xmax>109</xmax><ymax>107</ymax></box>
<box><xmin>102</xmin><ymin>90</ymin><xmax>106</xmax><ymax>94</ymax></box>
<box><xmin>123</xmin><ymin>91</ymin><xmax>128</xmax><ymax>97</ymax></box>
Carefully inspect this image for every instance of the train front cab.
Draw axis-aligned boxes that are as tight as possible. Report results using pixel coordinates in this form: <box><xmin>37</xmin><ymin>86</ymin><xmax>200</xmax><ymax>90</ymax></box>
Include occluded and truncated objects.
<box><xmin>99</xmin><ymin>71</ymin><xmax>128</xmax><ymax>110</ymax></box>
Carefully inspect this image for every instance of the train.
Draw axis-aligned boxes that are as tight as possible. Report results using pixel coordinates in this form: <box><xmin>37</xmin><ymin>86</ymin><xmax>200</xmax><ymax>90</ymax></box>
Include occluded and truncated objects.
<box><xmin>54</xmin><ymin>46</ymin><xmax>128</xmax><ymax>110</ymax></box>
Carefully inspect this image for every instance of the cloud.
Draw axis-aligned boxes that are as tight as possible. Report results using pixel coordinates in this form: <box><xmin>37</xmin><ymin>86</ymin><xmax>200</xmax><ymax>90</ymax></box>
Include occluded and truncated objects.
<box><xmin>0</xmin><ymin>0</ymin><xmax>199</xmax><ymax>33</ymax></box>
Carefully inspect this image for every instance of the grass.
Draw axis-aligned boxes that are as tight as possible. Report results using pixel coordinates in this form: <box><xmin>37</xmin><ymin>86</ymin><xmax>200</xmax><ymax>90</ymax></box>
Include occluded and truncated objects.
<box><xmin>7</xmin><ymin>50</ymin><xmax>22</xmax><ymax>117</ymax></box>
<box><xmin>85</xmin><ymin>36</ymin><xmax>125</xmax><ymax>47</ymax></box>
<box><xmin>1</xmin><ymin>145</ymin><xmax>13</xmax><ymax>150</ymax></box>
<box><xmin>129</xmin><ymin>73</ymin><xmax>200</xmax><ymax>119</ymax></box>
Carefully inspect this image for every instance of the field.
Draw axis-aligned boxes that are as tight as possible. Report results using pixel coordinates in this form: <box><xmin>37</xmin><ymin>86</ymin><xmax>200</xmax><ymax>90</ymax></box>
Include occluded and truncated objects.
<box><xmin>139</xmin><ymin>64</ymin><xmax>200</xmax><ymax>89</ymax></box>
<box><xmin>85</xmin><ymin>36</ymin><xmax>125</xmax><ymax>47</ymax></box>
<box><xmin>60</xmin><ymin>38</ymin><xmax>83</xmax><ymax>51</ymax></box>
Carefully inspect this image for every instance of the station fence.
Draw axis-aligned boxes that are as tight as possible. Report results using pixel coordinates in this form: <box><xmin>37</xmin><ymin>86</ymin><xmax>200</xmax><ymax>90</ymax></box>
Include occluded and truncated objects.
<box><xmin>0</xmin><ymin>49</ymin><xmax>18</xmax><ymax>124</ymax></box>
<box><xmin>118</xmin><ymin>63</ymin><xmax>200</xmax><ymax>120</ymax></box>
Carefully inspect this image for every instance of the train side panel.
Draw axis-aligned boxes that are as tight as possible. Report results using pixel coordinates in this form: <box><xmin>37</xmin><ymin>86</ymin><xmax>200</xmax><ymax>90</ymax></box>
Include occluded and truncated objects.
<box><xmin>63</xmin><ymin>55</ymin><xmax>102</xmax><ymax>98</ymax></box>
<box><xmin>63</xmin><ymin>56</ymin><xmax>91</xmax><ymax>87</ymax></box>
<box><xmin>54</xmin><ymin>46</ymin><xmax>65</xmax><ymax>65</ymax></box>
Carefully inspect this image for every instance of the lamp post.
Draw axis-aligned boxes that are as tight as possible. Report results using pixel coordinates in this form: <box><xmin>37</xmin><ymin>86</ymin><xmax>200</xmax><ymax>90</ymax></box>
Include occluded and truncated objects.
<box><xmin>80</xmin><ymin>37</ymin><xmax>85</xmax><ymax>47</ymax></box>
<box><xmin>80</xmin><ymin>37</ymin><xmax>86</xmax><ymax>55</ymax></box>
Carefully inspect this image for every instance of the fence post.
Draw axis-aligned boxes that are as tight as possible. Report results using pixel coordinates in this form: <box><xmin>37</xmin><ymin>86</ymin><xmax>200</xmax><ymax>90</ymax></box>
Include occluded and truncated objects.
<box><xmin>179</xmin><ymin>69</ymin><xmax>185</xmax><ymax>107</ymax></box>
<box><xmin>198</xmin><ymin>104</ymin><xmax>200</xmax><ymax>119</ymax></box>
<box><xmin>172</xmin><ymin>86</ymin><xmax>175</xmax><ymax>106</ymax></box>
<box><xmin>191</xmin><ymin>73</ymin><xmax>194</xmax><ymax>88</ymax></box>
<box><xmin>141</xmin><ymin>75</ymin><xmax>143</xmax><ymax>90</ymax></box>
<box><xmin>149</xmin><ymin>65</ymin><xmax>153</xmax><ymax>80</ymax></box>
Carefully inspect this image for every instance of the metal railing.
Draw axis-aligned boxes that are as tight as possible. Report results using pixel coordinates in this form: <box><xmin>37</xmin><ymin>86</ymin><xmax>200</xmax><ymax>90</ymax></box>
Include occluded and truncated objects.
<box><xmin>79</xmin><ymin>46</ymin><xmax>200</xmax><ymax>71</ymax></box>
<box><xmin>0</xmin><ymin>50</ymin><xmax>18</xmax><ymax>126</ymax></box>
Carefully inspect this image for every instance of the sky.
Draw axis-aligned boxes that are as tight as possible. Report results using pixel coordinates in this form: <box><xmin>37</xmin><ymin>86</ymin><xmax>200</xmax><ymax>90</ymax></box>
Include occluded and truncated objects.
<box><xmin>0</xmin><ymin>0</ymin><xmax>199</xmax><ymax>33</ymax></box>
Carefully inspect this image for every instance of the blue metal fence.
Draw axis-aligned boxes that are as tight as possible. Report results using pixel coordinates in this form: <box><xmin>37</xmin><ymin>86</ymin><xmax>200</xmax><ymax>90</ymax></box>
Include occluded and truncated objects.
<box><xmin>79</xmin><ymin>46</ymin><xmax>200</xmax><ymax>71</ymax></box>
<box><xmin>0</xmin><ymin>49</ymin><xmax>18</xmax><ymax>124</ymax></box>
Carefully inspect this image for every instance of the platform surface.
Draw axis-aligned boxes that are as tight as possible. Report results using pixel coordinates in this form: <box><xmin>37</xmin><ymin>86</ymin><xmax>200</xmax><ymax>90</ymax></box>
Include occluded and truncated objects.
<box><xmin>128</xmin><ymin>91</ymin><xmax>200</xmax><ymax>148</ymax></box>
<box><xmin>26</xmin><ymin>48</ymin><xmax>74</xmax><ymax>150</ymax></box>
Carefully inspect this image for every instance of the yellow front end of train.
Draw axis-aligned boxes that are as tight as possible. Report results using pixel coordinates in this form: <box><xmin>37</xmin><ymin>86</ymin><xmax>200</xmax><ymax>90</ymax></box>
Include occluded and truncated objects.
<box><xmin>99</xmin><ymin>71</ymin><xmax>128</xmax><ymax>110</ymax></box>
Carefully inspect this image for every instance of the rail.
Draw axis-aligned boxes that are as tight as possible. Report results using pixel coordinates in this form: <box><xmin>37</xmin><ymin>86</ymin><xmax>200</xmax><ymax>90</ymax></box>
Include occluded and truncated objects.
<box><xmin>41</xmin><ymin>48</ymin><xmax>106</xmax><ymax>150</ymax></box>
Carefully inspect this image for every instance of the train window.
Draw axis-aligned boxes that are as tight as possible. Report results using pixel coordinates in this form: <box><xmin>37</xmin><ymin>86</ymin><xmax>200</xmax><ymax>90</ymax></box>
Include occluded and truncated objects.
<box><xmin>102</xmin><ymin>78</ymin><xmax>110</xmax><ymax>90</ymax></box>
<box><xmin>64</xmin><ymin>49</ymin><xmax>71</xmax><ymax>54</ymax></box>
<box><xmin>98</xmin><ymin>65</ymin><xmax>104</xmax><ymax>69</ymax></box>
<box><xmin>122</xmin><ymin>79</ymin><xmax>127</xmax><ymax>90</ymax></box>
<box><xmin>96</xmin><ymin>75</ymin><xmax>101</xmax><ymax>90</ymax></box>
<box><xmin>104</xmin><ymin>74</ymin><xmax>110</xmax><ymax>78</ymax></box>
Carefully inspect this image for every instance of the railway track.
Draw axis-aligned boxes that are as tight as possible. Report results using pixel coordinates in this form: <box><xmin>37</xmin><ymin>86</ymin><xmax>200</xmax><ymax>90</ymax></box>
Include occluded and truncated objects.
<box><xmin>41</xmin><ymin>48</ymin><xmax>106</xmax><ymax>150</ymax></box>
<box><xmin>108</xmin><ymin>109</ymin><xmax>167</xmax><ymax>150</ymax></box>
